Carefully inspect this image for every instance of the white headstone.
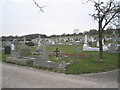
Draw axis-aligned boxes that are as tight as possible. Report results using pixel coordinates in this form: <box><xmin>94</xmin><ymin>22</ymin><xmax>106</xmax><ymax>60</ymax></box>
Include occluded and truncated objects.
<box><xmin>107</xmin><ymin>43</ymin><xmax>111</xmax><ymax>47</ymax></box>
<box><xmin>91</xmin><ymin>38</ymin><xmax>94</xmax><ymax>42</ymax></box>
<box><xmin>11</xmin><ymin>44</ymin><xmax>15</xmax><ymax>50</ymax></box>
<box><xmin>97</xmin><ymin>41</ymin><xmax>99</xmax><ymax>47</ymax></box>
<box><xmin>103</xmin><ymin>45</ymin><xmax>108</xmax><ymax>51</ymax></box>
<box><xmin>52</xmin><ymin>41</ymin><xmax>55</xmax><ymax>45</ymax></box>
<box><xmin>102</xmin><ymin>38</ymin><xmax>105</xmax><ymax>45</ymax></box>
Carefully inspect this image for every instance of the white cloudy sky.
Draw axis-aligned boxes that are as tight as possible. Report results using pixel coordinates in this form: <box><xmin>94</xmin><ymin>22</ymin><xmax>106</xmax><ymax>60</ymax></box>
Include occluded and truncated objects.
<box><xmin>1</xmin><ymin>0</ymin><xmax>100</xmax><ymax>36</ymax></box>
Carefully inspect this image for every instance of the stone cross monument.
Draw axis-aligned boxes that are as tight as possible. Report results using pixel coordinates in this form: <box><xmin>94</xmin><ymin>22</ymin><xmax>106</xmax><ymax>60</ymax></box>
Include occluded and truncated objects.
<box><xmin>38</xmin><ymin>35</ymin><xmax>41</xmax><ymax>47</ymax></box>
<box><xmin>23</xmin><ymin>37</ymin><xmax>26</xmax><ymax>44</ymax></box>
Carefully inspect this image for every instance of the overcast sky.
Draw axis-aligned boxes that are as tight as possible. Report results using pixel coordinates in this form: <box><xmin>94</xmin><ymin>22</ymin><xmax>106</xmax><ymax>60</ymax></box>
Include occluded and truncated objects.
<box><xmin>1</xmin><ymin>0</ymin><xmax>99</xmax><ymax>36</ymax></box>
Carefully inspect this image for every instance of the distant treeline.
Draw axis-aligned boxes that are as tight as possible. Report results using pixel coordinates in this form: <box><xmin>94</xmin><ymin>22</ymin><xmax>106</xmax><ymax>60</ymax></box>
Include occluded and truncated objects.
<box><xmin>1</xmin><ymin>29</ymin><xmax>120</xmax><ymax>41</ymax></box>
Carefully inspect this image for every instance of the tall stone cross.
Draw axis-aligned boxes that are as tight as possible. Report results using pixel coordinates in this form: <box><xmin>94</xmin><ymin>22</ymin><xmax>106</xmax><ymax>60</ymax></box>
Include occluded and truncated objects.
<box><xmin>84</xmin><ymin>34</ymin><xmax>88</xmax><ymax>44</ymax></box>
<box><xmin>112</xmin><ymin>30</ymin><xmax>116</xmax><ymax>42</ymax></box>
<box><xmin>38</xmin><ymin>35</ymin><xmax>41</xmax><ymax>47</ymax></box>
<box><xmin>54</xmin><ymin>48</ymin><xmax>60</xmax><ymax>58</ymax></box>
<box><xmin>23</xmin><ymin>37</ymin><xmax>26</xmax><ymax>44</ymax></box>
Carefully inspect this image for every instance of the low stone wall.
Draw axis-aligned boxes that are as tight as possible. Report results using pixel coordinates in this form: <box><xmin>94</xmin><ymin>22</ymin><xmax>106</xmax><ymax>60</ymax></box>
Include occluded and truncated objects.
<box><xmin>33</xmin><ymin>60</ymin><xmax>70</xmax><ymax>69</ymax></box>
<box><xmin>6</xmin><ymin>57</ymin><xmax>36</xmax><ymax>65</ymax></box>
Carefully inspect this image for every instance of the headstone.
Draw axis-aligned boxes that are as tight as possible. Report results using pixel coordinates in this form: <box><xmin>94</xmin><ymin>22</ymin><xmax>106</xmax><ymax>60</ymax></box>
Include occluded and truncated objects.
<box><xmin>76</xmin><ymin>47</ymin><xmax>81</xmax><ymax>52</ymax></box>
<box><xmin>69</xmin><ymin>43</ymin><xmax>72</xmax><ymax>45</ymax></box>
<box><xmin>11</xmin><ymin>52</ymin><xmax>20</xmax><ymax>57</ymax></box>
<box><xmin>84</xmin><ymin>34</ymin><xmax>88</xmax><ymax>44</ymax></box>
<box><xmin>19</xmin><ymin>44</ymin><xmax>30</xmax><ymax>56</ymax></box>
<box><xmin>107</xmin><ymin>43</ymin><xmax>111</xmax><ymax>48</ymax></box>
<box><xmin>32</xmin><ymin>48</ymin><xmax>40</xmax><ymax>55</ymax></box>
<box><xmin>37</xmin><ymin>52</ymin><xmax>49</xmax><ymax>61</ymax></box>
<box><xmin>52</xmin><ymin>41</ymin><xmax>55</xmax><ymax>45</ymax></box>
<box><xmin>102</xmin><ymin>38</ymin><xmax>105</xmax><ymax>45</ymax></box>
<box><xmin>4</xmin><ymin>46</ymin><xmax>11</xmax><ymax>54</ymax></box>
<box><xmin>5</xmin><ymin>41</ymin><xmax>12</xmax><ymax>46</ymax></box>
<box><xmin>88</xmin><ymin>40</ymin><xmax>92</xmax><ymax>47</ymax></box>
<box><xmin>23</xmin><ymin>37</ymin><xmax>26</xmax><ymax>44</ymax></box>
<box><xmin>20</xmin><ymin>48</ymin><xmax>30</xmax><ymax>56</ymax></box>
<box><xmin>83</xmin><ymin>44</ymin><xmax>90</xmax><ymax>51</ymax></box>
<box><xmin>91</xmin><ymin>37</ymin><xmax>94</xmax><ymax>42</ymax></box>
<box><xmin>97</xmin><ymin>41</ymin><xmax>99</xmax><ymax>47</ymax></box>
<box><xmin>83</xmin><ymin>34</ymin><xmax>90</xmax><ymax>51</ymax></box>
<box><xmin>112</xmin><ymin>30</ymin><xmax>117</xmax><ymax>42</ymax></box>
<box><xmin>108</xmin><ymin>43</ymin><xmax>120</xmax><ymax>53</ymax></box>
<box><xmin>103</xmin><ymin>45</ymin><xmax>108</xmax><ymax>51</ymax></box>
<box><xmin>11</xmin><ymin>43</ymin><xmax>15</xmax><ymax>50</ymax></box>
<box><xmin>38</xmin><ymin>36</ymin><xmax>41</xmax><ymax>47</ymax></box>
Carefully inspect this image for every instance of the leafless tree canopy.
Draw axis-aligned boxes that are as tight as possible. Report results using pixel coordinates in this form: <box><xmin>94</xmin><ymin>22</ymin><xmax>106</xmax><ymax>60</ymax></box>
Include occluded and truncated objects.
<box><xmin>90</xmin><ymin>0</ymin><xmax>120</xmax><ymax>30</ymax></box>
<box><xmin>73</xmin><ymin>29</ymin><xmax>79</xmax><ymax>34</ymax></box>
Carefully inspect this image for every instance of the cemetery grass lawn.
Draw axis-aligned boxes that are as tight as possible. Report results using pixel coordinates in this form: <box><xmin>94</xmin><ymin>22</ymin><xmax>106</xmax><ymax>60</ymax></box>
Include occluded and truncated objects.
<box><xmin>46</xmin><ymin>45</ymin><xmax>119</xmax><ymax>74</ymax></box>
<box><xmin>2</xmin><ymin>50</ymin><xmax>13</xmax><ymax>62</ymax></box>
<box><xmin>1</xmin><ymin>45</ymin><xmax>119</xmax><ymax>74</ymax></box>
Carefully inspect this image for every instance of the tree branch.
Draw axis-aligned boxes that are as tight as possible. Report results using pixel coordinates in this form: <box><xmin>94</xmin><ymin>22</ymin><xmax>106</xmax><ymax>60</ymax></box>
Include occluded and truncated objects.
<box><xmin>102</xmin><ymin>9</ymin><xmax>120</xmax><ymax>30</ymax></box>
<box><xmin>33</xmin><ymin>0</ymin><xmax>45</xmax><ymax>12</ymax></box>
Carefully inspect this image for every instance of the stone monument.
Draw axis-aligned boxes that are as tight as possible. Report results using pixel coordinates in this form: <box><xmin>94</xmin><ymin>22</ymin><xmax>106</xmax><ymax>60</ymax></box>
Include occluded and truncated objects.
<box><xmin>4</xmin><ymin>46</ymin><xmax>11</xmax><ymax>54</ymax></box>
<box><xmin>11</xmin><ymin>43</ymin><xmax>15</xmax><ymax>50</ymax></box>
<box><xmin>38</xmin><ymin>35</ymin><xmax>42</xmax><ymax>47</ymax></box>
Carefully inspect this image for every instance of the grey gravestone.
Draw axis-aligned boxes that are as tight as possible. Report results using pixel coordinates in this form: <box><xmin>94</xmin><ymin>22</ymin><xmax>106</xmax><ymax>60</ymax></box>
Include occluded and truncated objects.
<box><xmin>76</xmin><ymin>47</ymin><xmax>81</xmax><ymax>52</ymax></box>
<box><xmin>11</xmin><ymin>52</ymin><xmax>20</xmax><ymax>57</ymax></box>
<box><xmin>59</xmin><ymin>62</ymin><xmax>69</xmax><ymax>69</ymax></box>
<box><xmin>23</xmin><ymin>37</ymin><xmax>26</xmax><ymax>44</ymax></box>
<box><xmin>36</xmin><ymin>40</ymin><xmax>49</xmax><ymax>61</ymax></box>
<box><xmin>4</xmin><ymin>46</ymin><xmax>11</xmax><ymax>54</ymax></box>
<box><xmin>20</xmin><ymin>48</ymin><xmax>30</xmax><ymax>56</ymax></box>
<box><xmin>19</xmin><ymin>44</ymin><xmax>31</xmax><ymax>56</ymax></box>
<box><xmin>38</xmin><ymin>36</ymin><xmax>41</xmax><ymax>47</ymax></box>
<box><xmin>88</xmin><ymin>41</ymin><xmax>92</xmax><ymax>47</ymax></box>
<box><xmin>32</xmin><ymin>48</ymin><xmax>40</xmax><ymax>55</ymax></box>
<box><xmin>108</xmin><ymin>44</ymin><xmax>120</xmax><ymax>53</ymax></box>
<box><xmin>37</xmin><ymin>54</ymin><xmax>49</xmax><ymax>61</ymax></box>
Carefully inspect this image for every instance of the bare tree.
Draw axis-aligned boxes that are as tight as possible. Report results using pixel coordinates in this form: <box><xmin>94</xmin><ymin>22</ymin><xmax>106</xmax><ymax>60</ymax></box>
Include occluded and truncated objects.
<box><xmin>73</xmin><ymin>29</ymin><xmax>79</xmax><ymax>34</ymax></box>
<box><xmin>89</xmin><ymin>0</ymin><xmax>120</xmax><ymax>61</ymax></box>
<box><xmin>33</xmin><ymin>0</ymin><xmax>45</xmax><ymax>12</ymax></box>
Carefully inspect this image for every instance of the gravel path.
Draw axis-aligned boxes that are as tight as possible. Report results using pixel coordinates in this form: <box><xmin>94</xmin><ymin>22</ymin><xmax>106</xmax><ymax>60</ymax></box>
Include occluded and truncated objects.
<box><xmin>2</xmin><ymin>62</ymin><xmax>119</xmax><ymax>88</ymax></box>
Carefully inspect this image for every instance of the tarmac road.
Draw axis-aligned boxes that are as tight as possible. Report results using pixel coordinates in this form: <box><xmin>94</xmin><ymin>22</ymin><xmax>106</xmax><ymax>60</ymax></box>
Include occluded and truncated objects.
<box><xmin>2</xmin><ymin>62</ymin><xmax>119</xmax><ymax>88</ymax></box>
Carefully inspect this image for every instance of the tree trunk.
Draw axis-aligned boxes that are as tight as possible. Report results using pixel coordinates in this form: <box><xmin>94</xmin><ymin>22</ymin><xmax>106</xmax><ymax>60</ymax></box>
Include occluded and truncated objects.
<box><xmin>98</xmin><ymin>21</ymin><xmax>103</xmax><ymax>61</ymax></box>
<box><xmin>99</xmin><ymin>32</ymin><xmax>103</xmax><ymax>60</ymax></box>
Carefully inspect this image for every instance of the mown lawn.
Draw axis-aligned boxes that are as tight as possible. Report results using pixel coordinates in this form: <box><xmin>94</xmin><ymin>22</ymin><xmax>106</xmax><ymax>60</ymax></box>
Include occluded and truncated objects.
<box><xmin>2</xmin><ymin>50</ymin><xmax>13</xmax><ymax>62</ymax></box>
<box><xmin>46</xmin><ymin>45</ymin><xmax>119</xmax><ymax>74</ymax></box>
<box><xmin>1</xmin><ymin>44</ymin><xmax>119</xmax><ymax>74</ymax></box>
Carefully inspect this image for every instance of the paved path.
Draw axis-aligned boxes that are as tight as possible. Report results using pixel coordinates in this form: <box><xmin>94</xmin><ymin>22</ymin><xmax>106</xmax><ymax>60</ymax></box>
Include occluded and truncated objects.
<box><xmin>2</xmin><ymin>62</ymin><xmax>118</xmax><ymax>88</ymax></box>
